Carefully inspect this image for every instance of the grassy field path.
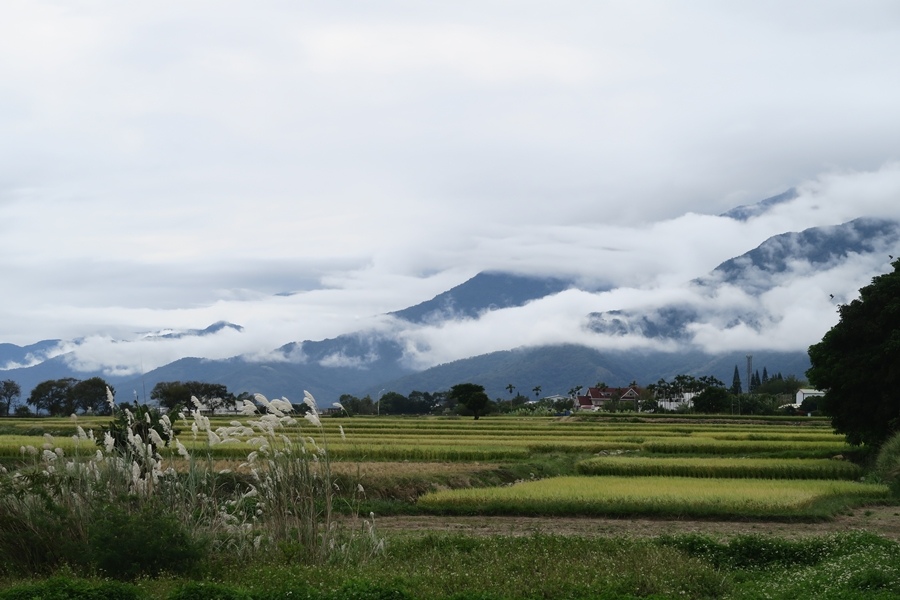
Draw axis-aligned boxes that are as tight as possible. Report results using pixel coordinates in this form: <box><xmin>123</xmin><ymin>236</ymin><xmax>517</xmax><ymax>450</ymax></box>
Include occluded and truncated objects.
<box><xmin>373</xmin><ymin>505</ymin><xmax>900</xmax><ymax>539</ymax></box>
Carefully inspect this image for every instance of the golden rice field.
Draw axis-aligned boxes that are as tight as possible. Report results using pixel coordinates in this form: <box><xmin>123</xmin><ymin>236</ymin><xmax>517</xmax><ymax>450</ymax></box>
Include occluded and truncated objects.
<box><xmin>0</xmin><ymin>415</ymin><xmax>854</xmax><ymax>461</ymax></box>
<box><xmin>416</xmin><ymin>476</ymin><xmax>889</xmax><ymax>518</ymax></box>
<box><xmin>0</xmin><ymin>412</ymin><xmax>888</xmax><ymax>520</ymax></box>
<box><xmin>576</xmin><ymin>455</ymin><xmax>863</xmax><ymax>479</ymax></box>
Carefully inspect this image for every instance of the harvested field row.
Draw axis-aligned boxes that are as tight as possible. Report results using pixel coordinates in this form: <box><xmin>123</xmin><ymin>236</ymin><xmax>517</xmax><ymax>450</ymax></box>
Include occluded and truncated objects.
<box><xmin>416</xmin><ymin>476</ymin><xmax>889</xmax><ymax>519</ymax></box>
<box><xmin>576</xmin><ymin>456</ymin><xmax>862</xmax><ymax>479</ymax></box>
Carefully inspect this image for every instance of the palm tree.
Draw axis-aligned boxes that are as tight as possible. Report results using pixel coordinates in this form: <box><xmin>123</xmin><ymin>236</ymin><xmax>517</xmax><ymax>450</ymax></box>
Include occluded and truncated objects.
<box><xmin>532</xmin><ymin>385</ymin><xmax>542</xmax><ymax>398</ymax></box>
<box><xmin>506</xmin><ymin>384</ymin><xmax>516</xmax><ymax>396</ymax></box>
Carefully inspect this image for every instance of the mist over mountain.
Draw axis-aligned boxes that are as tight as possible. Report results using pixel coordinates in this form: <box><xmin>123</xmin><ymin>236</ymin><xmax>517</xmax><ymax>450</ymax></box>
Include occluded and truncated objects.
<box><xmin>4</xmin><ymin>190</ymin><xmax>900</xmax><ymax>405</ymax></box>
<box><xmin>704</xmin><ymin>217</ymin><xmax>900</xmax><ymax>291</ymax></box>
<box><xmin>587</xmin><ymin>217</ymin><xmax>900</xmax><ymax>341</ymax></box>
<box><xmin>390</xmin><ymin>272</ymin><xmax>576</xmax><ymax>323</ymax></box>
<box><xmin>140</xmin><ymin>321</ymin><xmax>245</xmax><ymax>340</ymax></box>
<box><xmin>0</xmin><ymin>340</ymin><xmax>61</xmax><ymax>370</ymax></box>
<box><xmin>719</xmin><ymin>189</ymin><xmax>798</xmax><ymax>221</ymax></box>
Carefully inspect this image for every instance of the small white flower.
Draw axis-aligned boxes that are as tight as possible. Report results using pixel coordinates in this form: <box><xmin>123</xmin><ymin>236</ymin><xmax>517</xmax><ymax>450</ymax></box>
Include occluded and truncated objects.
<box><xmin>303</xmin><ymin>391</ymin><xmax>319</xmax><ymax>414</ymax></box>
<box><xmin>176</xmin><ymin>439</ymin><xmax>190</xmax><ymax>459</ymax></box>
<box><xmin>148</xmin><ymin>429</ymin><xmax>165</xmax><ymax>448</ymax></box>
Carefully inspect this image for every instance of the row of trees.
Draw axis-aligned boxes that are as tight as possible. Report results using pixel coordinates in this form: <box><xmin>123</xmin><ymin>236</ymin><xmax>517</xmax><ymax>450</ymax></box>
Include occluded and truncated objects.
<box><xmin>149</xmin><ymin>381</ymin><xmax>240</xmax><ymax>413</ymax></box>
<box><xmin>0</xmin><ymin>377</ymin><xmax>117</xmax><ymax>417</ymax></box>
<box><xmin>0</xmin><ymin>378</ymin><xmax>243</xmax><ymax>417</ymax></box>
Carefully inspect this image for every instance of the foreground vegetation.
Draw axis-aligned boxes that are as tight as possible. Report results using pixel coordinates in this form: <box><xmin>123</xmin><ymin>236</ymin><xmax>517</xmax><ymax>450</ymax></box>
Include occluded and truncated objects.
<box><xmin>0</xmin><ymin>402</ymin><xmax>898</xmax><ymax>599</ymax></box>
<box><xmin>2</xmin><ymin>531</ymin><xmax>900</xmax><ymax>599</ymax></box>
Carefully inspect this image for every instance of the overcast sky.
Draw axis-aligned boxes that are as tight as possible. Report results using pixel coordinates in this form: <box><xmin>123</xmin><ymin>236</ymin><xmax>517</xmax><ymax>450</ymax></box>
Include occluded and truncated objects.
<box><xmin>2</xmin><ymin>1</ymin><xmax>900</xmax><ymax>374</ymax></box>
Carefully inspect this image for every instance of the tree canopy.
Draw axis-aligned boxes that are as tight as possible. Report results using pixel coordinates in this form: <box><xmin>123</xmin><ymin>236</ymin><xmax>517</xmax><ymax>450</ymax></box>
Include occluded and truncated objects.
<box><xmin>150</xmin><ymin>381</ymin><xmax>234</xmax><ymax>413</ymax></box>
<box><xmin>26</xmin><ymin>377</ymin><xmax>115</xmax><ymax>416</ymax></box>
<box><xmin>807</xmin><ymin>258</ymin><xmax>900</xmax><ymax>447</ymax></box>
<box><xmin>0</xmin><ymin>380</ymin><xmax>21</xmax><ymax>416</ymax></box>
<box><xmin>448</xmin><ymin>383</ymin><xmax>491</xmax><ymax>420</ymax></box>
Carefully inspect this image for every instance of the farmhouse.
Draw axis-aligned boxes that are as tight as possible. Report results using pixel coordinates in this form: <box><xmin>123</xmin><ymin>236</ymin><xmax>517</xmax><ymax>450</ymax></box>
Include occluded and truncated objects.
<box><xmin>576</xmin><ymin>386</ymin><xmax>643</xmax><ymax>411</ymax></box>
<box><xmin>795</xmin><ymin>388</ymin><xmax>825</xmax><ymax>406</ymax></box>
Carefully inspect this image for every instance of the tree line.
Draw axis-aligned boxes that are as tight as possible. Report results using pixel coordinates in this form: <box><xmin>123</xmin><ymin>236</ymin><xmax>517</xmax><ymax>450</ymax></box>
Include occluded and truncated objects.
<box><xmin>0</xmin><ymin>378</ymin><xmax>249</xmax><ymax>417</ymax></box>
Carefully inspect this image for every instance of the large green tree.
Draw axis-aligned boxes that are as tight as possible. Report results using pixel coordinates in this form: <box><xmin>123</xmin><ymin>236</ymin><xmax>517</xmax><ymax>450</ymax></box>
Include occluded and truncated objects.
<box><xmin>27</xmin><ymin>378</ymin><xmax>78</xmax><ymax>416</ymax></box>
<box><xmin>449</xmin><ymin>383</ymin><xmax>491</xmax><ymax>420</ymax></box>
<box><xmin>692</xmin><ymin>386</ymin><xmax>731</xmax><ymax>414</ymax></box>
<box><xmin>71</xmin><ymin>377</ymin><xmax>115</xmax><ymax>415</ymax></box>
<box><xmin>807</xmin><ymin>258</ymin><xmax>900</xmax><ymax>447</ymax></box>
<box><xmin>25</xmin><ymin>377</ymin><xmax>115</xmax><ymax>416</ymax></box>
<box><xmin>0</xmin><ymin>380</ymin><xmax>21</xmax><ymax>416</ymax></box>
<box><xmin>150</xmin><ymin>381</ymin><xmax>234</xmax><ymax>413</ymax></box>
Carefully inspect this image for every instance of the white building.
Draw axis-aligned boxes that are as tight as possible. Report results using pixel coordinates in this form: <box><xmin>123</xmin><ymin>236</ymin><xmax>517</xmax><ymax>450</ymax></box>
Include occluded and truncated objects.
<box><xmin>795</xmin><ymin>388</ymin><xmax>824</xmax><ymax>407</ymax></box>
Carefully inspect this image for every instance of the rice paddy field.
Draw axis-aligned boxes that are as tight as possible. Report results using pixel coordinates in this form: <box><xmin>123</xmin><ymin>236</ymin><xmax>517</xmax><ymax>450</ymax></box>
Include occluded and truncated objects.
<box><xmin>1</xmin><ymin>411</ymin><xmax>898</xmax><ymax>599</ymax></box>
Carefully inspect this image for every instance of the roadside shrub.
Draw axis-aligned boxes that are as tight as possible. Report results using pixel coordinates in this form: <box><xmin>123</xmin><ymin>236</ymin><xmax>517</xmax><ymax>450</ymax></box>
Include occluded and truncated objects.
<box><xmin>328</xmin><ymin>580</ymin><xmax>412</xmax><ymax>600</ymax></box>
<box><xmin>874</xmin><ymin>431</ymin><xmax>900</xmax><ymax>496</ymax></box>
<box><xmin>655</xmin><ymin>533</ymin><xmax>891</xmax><ymax>571</ymax></box>
<box><xmin>0</xmin><ymin>575</ymin><xmax>140</xmax><ymax>600</ymax></box>
<box><xmin>168</xmin><ymin>581</ymin><xmax>251</xmax><ymax>600</ymax></box>
<box><xmin>88</xmin><ymin>501</ymin><xmax>206</xmax><ymax>580</ymax></box>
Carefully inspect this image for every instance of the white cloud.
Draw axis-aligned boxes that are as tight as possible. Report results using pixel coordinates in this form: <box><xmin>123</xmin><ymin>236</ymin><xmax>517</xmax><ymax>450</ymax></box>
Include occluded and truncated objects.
<box><xmin>303</xmin><ymin>24</ymin><xmax>593</xmax><ymax>84</ymax></box>
<box><xmin>1</xmin><ymin>2</ymin><xmax>900</xmax><ymax>374</ymax></box>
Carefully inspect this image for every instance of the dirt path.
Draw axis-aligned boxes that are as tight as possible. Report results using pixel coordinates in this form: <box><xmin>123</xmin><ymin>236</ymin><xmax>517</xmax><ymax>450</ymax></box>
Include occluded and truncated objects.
<box><xmin>374</xmin><ymin>506</ymin><xmax>900</xmax><ymax>540</ymax></box>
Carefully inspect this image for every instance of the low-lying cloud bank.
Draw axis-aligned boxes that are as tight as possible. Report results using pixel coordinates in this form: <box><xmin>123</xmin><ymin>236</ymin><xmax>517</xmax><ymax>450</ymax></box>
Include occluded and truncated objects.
<box><xmin>5</xmin><ymin>164</ymin><xmax>895</xmax><ymax>378</ymax></box>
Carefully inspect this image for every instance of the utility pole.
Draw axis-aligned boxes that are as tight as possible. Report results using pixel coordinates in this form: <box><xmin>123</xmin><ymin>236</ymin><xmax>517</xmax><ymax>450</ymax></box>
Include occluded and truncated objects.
<box><xmin>746</xmin><ymin>354</ymin><xmax>753</xmax><ymax>395</ymax></box>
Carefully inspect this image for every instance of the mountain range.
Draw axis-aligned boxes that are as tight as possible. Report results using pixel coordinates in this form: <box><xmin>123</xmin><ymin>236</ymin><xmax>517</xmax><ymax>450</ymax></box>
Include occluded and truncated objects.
<box><xmin>3</xmin><ymin>193</ymin><xmax>899</xmax><ymax>406</ymax></box>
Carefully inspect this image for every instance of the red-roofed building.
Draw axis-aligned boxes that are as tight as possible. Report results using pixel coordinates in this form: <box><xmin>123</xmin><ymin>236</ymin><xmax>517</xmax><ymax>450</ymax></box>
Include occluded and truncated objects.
<box><xmin>575</xmin><ymin>386</ymin><xmax>643</xmax><ymax>411</ymax></box>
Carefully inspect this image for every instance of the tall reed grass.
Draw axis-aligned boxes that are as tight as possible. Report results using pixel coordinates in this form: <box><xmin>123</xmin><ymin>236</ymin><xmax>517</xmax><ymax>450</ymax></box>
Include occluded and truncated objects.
<box><xmin>0</xmin><ymin>390</ymin><xmax>382</xmax><ymax>579</ymax></box>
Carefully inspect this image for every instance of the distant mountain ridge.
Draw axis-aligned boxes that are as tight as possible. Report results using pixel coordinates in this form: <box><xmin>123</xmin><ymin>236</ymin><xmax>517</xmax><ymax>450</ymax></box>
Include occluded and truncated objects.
<box><xmin>140</xmin><ymin>321</ymin><xmax>244</xmax><ymax>339</ymax></box>
<box><xmin>0</xmin><ymin>340</ymin><xmax>61</xmax><ymax>369</ymax></box>
<box><xmin>390</xmin><ymin>272</ymin><xmax>575</xmax><ymax>323</ymax></box>
<box><xmin>719</xmin><ymin>189</ymin><xmax>798</xmax><ymax>221</ymax></box>
<box><xmin>586</xmin><ymin>216</ymin><xmax>900</xmax><ymax>340</ymax></box>
<box><xmin>705</xmin><ymin>217</ymin><xmax>900</xmax><ymax>291</ymax></box>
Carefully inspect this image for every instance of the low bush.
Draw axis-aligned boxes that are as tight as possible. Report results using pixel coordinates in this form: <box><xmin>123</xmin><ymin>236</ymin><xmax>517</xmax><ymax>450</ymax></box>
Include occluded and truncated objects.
<box><xmin>0</xmin><ymin>575</ymin><xmax>140</xmax><ymax>600</ymax></box>
<box><xmin>88</xmin><ymin>502</ymin><xmax>205</xmax><ymax>580</ymax></box>
<box><xmin>168</xmin><ymin>581</ymin><xmax>251</xmax><ymax>600</ymax></box>
<box><xmin>875</xmin><ymin>431</ymin><xmax>900</xmax><ymax>496</ymax></box>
